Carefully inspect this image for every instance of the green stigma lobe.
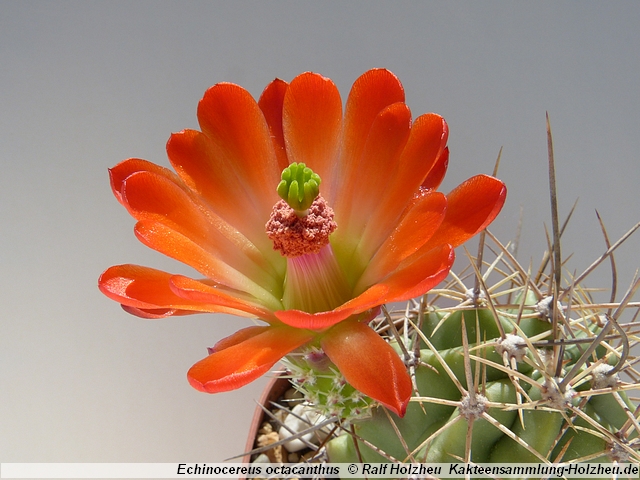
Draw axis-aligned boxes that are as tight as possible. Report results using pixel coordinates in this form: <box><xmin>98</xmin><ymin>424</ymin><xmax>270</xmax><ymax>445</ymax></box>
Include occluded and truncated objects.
<box><xmin>277</xmin><ymin>162</ymin><xmax>321</xmax><ymax>212</ymax></box>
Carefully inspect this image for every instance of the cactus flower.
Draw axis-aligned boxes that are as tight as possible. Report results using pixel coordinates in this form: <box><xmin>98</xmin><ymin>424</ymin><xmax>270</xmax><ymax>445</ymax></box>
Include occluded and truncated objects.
<box><xmin>99</xmin><ymin>69</ymin><xmax>506</xmax><ymax>417</ymax></box>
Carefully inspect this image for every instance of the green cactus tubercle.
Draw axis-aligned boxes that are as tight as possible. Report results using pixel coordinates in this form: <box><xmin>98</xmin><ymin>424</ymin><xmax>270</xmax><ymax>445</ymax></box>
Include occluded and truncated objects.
<box><xmin>324</xmin><ymin>303</ymin><xmax>636</xmax><ymax>468</ymax></box>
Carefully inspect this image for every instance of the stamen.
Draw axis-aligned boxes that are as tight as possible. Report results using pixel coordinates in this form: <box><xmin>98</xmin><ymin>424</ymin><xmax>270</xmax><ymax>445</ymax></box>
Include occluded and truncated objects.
<box><xmin>266</xmin><ymin>196</ymin><xmax>337</xmax><ymax>257</ymax></box>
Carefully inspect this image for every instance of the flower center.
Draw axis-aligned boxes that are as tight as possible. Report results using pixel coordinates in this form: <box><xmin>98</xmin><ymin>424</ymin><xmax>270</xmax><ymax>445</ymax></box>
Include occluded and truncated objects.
<box><xmin>266</xmin><ymin>164</ymin><xmax>350</xmax><ymax>313</ymax></box>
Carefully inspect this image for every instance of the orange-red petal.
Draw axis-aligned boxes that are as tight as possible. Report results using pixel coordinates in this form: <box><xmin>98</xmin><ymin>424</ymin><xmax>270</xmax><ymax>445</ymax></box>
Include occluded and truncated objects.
<box><xmin>166</xmin><ymin>129</ymin><xmax>278</xmax><ymax>256</ymax></box>
<box><xmin>332</xmin><ymin>102</ymin><xmax>412</xmax><ymax>271</ymax></box>
<box><xmin>121</xmin><ymin>305</ymin><xmax>198</xmax><ymax>319</ymax></box>
<box><xmin>274</xmin><ymin>307</ymin><xmax>355</xmax><ymax>331</ymax></box>
<box><xmin>121</xmin><ymin>170</ymin><xmax>217</xmax><ymax>245</ymax></box>
<box><xmin>133</xmin><ymin>221</ymin><xmax>279</xmax><ymax>309</ymax></box>
<box><xmin>335</xmin><ymin>69</ymin><xmax>405</xmax><ymax>198</ymax></box>
<box><xmin>360</xmin><ymin>244</ymin><xmax>455</xmax><ymax>303</ymax></box>
<box><xmin>336</xmin><ymin>284</ymin><xmax>390</xmax><ymax>314</ymax></box>
<box><xmin>282</xmin><ymin>72</ymin><xmax>342</xmax><ymax>199</ymax></box>
<box><xmin>187</xmin><ymin>325</ymin><xmax>315</xmax><ymax>393</ymax></box>
<box><xmin>321</xmin><ymin>319</ymin><xmax>411</xmax><ymax>417</ymax></box>
<box><xmin>362</xmin><ymin>113</ymin><xmax>448</xmax><ymax>252</ymax></box>
<box><xmin>393</xmin><ymin>114</ymin><xmax>449</xmax><ymax>192</ymax></box>
<box><xmin>421</xmin><ymin>174</ymin><xmax>507</xmax><ymax>251</ymax></box>
<box><xmin>207</xmin><ymin>325</ymin><xmax>267</xmax><ymax>353</ymax></box>
<box><xmin>120</xmin><ymin>170</ymin><xmax>279</xmax><ymax>291</ymax></box>
<box><xmin>99</xmin><ymin>264</ymin><xmax>222</xmax><ymax>314</ymax></box>
<box><xmin>358</xmin><ymin>190</ymin><xmax>447</xmax><ymax>288</ymax></box>
<box><xmin>169</xmin><ymin>275</ymin><xmax>277</xmax><ymax>322</ymax></box>
<box><xmin>345</xmin><ymin>102</ymin><xmax>411</xmax><ymax>214</ymax></box>
<box><xmin>258</xmin><ymin>78</ymin><xmax>290</xmax><ymax>172</ymax></box>
<box><xmin>422</xmin><ymin>146</ymin><xmax>449</xmax><ymax>191</ymax></box>
<box><xmin>197</xmin><ymin>83</ymin><xmax>281</xmax><ymax>211</ymax></box>
<box><xmin>109</xmin><ymin>158</ymin><xmax>183</xmax><ymax>206</ymax></box>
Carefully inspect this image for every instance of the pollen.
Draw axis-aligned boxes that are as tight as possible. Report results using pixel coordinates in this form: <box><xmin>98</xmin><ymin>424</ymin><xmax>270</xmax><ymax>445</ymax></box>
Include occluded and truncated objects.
<box><xmin>266</xmin><ymin>195</ymin><xmax>337</xmax><ymax>257</ymax></box>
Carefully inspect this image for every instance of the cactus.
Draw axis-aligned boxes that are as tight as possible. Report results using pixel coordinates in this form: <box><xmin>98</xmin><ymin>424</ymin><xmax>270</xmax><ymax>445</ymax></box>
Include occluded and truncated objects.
<box><xmin>286</xmin><ymin>229</ymin><xmax>640</xmax><ymax>470</ymax></box>
<box><xmin>270</xmin><ymin>129</ymin><xmax>640</xmax><ymax>478</ymax></box>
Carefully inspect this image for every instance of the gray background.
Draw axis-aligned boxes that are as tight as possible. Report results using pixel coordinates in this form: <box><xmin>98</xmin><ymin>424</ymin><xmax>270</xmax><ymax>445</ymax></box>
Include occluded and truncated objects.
<box><xmin>2</xmin><ymin>1</ymin><xmax>639</xmax><ymax>463</ymax></box>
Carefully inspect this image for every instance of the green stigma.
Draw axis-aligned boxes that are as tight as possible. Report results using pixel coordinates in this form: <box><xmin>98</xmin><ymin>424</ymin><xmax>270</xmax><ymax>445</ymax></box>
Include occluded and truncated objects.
<box><xmin>277</xmin><ymin>162</ymin><xmax>321</xmax><ymax>212</ymax></box>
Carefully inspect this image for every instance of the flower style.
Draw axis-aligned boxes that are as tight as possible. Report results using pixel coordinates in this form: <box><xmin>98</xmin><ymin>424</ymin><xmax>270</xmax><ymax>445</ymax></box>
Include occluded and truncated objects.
<box><xmin>99</xmin><ymin>69</ymin><xmax>506</xmax><ymax>417</ymax></box>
